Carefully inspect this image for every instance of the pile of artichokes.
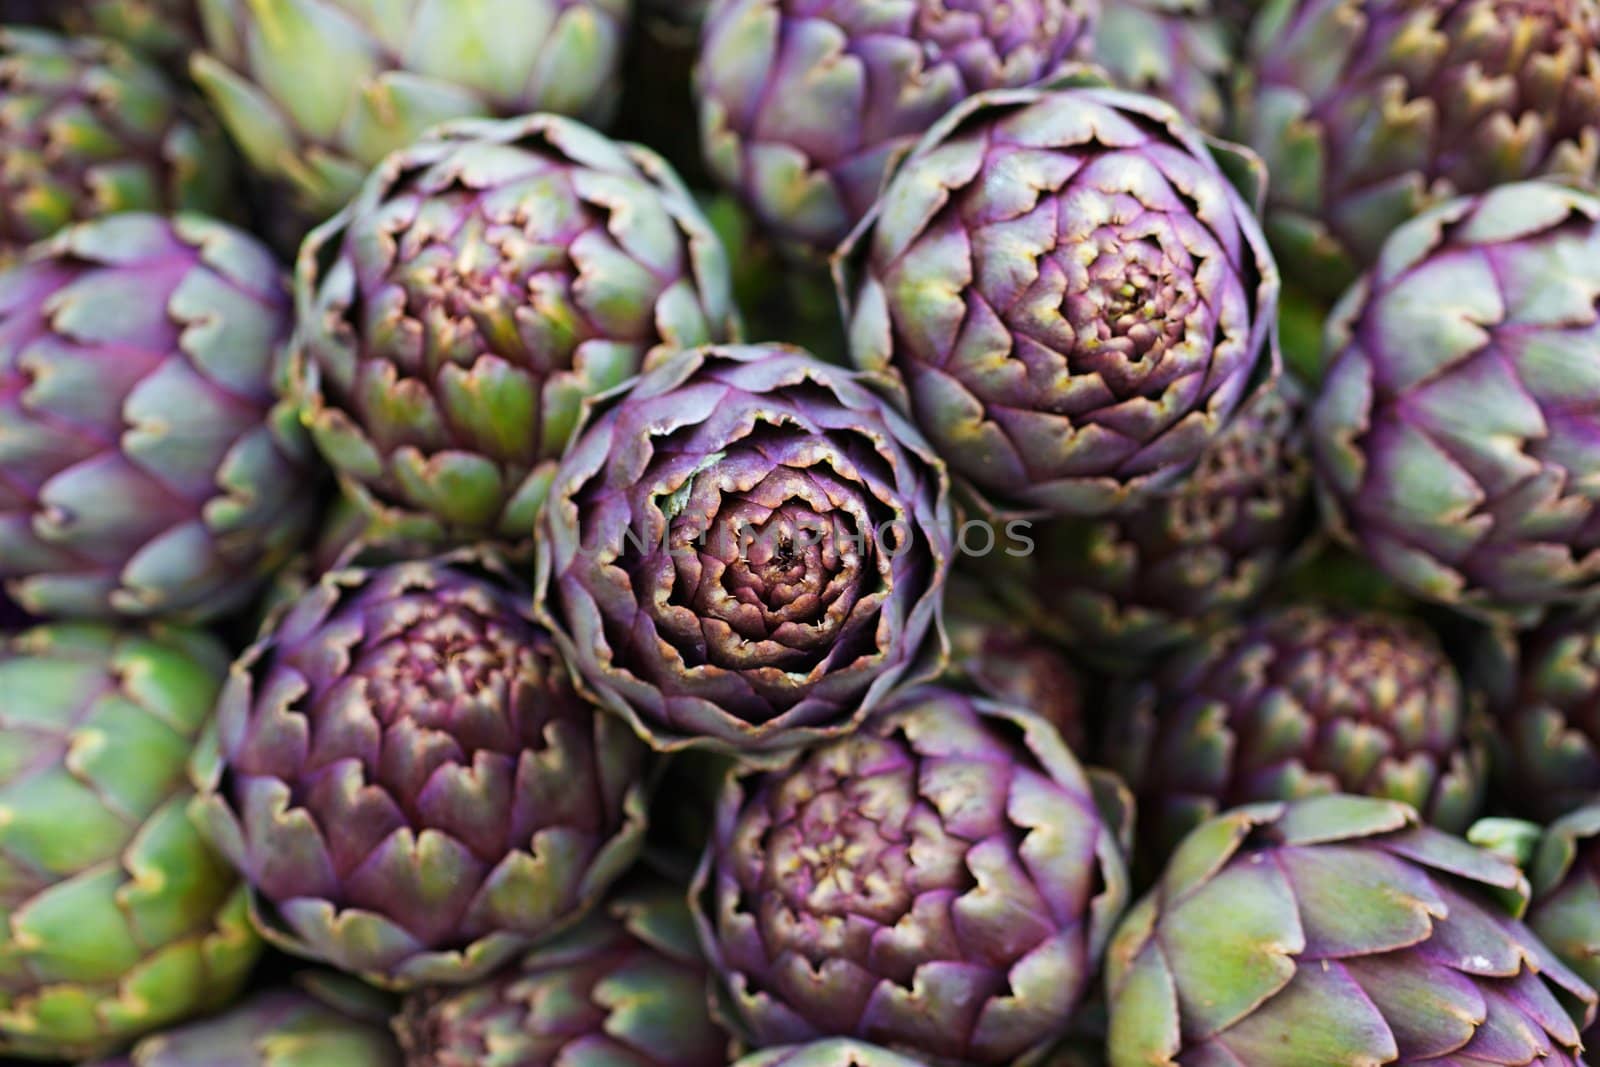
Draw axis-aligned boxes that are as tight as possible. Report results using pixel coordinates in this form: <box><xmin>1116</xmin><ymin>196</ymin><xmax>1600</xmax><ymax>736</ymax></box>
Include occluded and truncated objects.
<box><xmin>4</xmin><ymin>0</ymin><xmax>1600</xmax><ymax>1064</ymax></box>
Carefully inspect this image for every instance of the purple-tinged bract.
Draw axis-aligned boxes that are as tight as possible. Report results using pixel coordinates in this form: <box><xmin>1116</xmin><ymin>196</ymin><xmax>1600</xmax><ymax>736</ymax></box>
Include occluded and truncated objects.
<box><xmin>537</xmin><ymin>344</ymin><xmax>952</xmax><ymax>754</ymax></box>
<box><xmin>193</xmin><ymin>551</ymin><xmax>649</xmax><ymax>990</ymax></box>
<box><xmin>695</xmin><ymin>0</ymin><xmax>1096</xmax><ymax>255</ymax></box>
<box><xmin>0</xmin><ymin>213</ymin><xmax>319</xmax><ymax>623</ymax></box>
<box><xmin>692</xmin><ymin>686</ymin><xmax>1128</xmax><ymax>1065</ymax></box>
<box><xmin>839</xmin><ymin>85</ymin><xmax>1280</xmax><ymax>519</ymax></box>
<box><xmin>1311</xmin><ymin>182</ymin><xmax>1600</xmax><ymax>622</ymax></box>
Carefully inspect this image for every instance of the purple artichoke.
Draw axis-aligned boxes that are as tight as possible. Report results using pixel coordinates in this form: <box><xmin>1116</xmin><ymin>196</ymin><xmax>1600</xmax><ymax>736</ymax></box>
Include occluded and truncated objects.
<box><xmin>294</xmin><ymin>113</ymin><xmax>736</xmax><ymax>548</ymax></box>
<box><xmin>1103</xmin><ymin>604</ymin><xmax>1487</xmax><ymax>872</ymax></box>
<box><xmin>838</xmin><ymin>85</ymin><xmax>1281</xmax><ymax>519</ymax></box>
<box><xmin>1236</xmin><ymin>0</ymin><xmax>1600</xmax><ymax>300</ymax></box>
<box><xmin>1311</xmin><ymin>182</ymin><xmax>1600</xmax><ymax>622</ymax></box>
<box><xmin>396</xmin><ymin>884</ymin><xmax>731</xmax><ymax>1066</ymax></box>
<box><xmin>1106</xmin><ymin>796</ymin><xmax>1598</xmax><ymax>1066</ymax></box>
<box><xmin>0</xmin><ymin>213</ymin><xmax>319</xmax><ymax>622</ymax></box>
<box><xmin>193</xmin><ymin>550</ymin><xmax>650</xmax><ymax>989</ymax></box>
<box><xmin>695</xmin><ymin>0</ymin><xmax>1097</xmax><ymax>255</ymax></box>
<box><xmin>691</xmin><ymin>686</ymin><xmax>1129</xmax><ymax>1065</ymax></box>
<box><xmin>981</xmin><ymin>378</ymin><xmax>1311</xmax><ymax>665</ymax></box>
<box><xmin>536</xmin><ymin>344</ymin><xmax>953</xmax><ymax>754</ymax></box>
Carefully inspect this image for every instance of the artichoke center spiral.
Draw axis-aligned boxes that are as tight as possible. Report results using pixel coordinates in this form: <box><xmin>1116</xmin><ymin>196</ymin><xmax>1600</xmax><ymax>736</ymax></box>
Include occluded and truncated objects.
<box><xmin>1067</xmin><ymin>228</ymin><xmax>1194</xmax><ymax>373</ymax></box>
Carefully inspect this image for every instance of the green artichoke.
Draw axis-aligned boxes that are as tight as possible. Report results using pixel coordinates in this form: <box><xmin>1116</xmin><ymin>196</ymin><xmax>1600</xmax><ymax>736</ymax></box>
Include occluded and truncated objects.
<box><xmin>1104</xmin><ymin>604</ymin><xmax>1487</xmax><ymax>875</ymax></box>
<box><xmin>294</xmin><ymin>113</ymin><xmax>735</xmax><ymax>548</ymax></box>
<box><xmin>0</xmin><ymin>212</ymin><xmax>320</xmax><ymax>623</ymax></box>
<box><xmin>979</xmin><ymin>378</ymin><xmax>1311</xmax><ymax>666</ymax></box>
<box><xmin>1527</xmin><ymin>804</ymin><xmax>1600</xmax><ymax>1047</ymax></box>
<box><xmin>733</xmin><ymin>1042</ymin><xmax>932</xmax><ymax>1067</ymax></box>
<box><xmin>1092</xmin><ymin>0</ymin><xmax>1233</xmax><ymax>133</ymax></box>
<box><xmin>192</xmin><ymin>550</ymin><xmax>650</xmax><ymax>989</ymax></box>
<box><xmin>838</xmin><ymin>85</ymin><xmax>1281</xmax><ymax>519</ymax></box>
<box><xmin>0</xmin><ymin>622</ymin><xmax>260</xmax><ymax>1061</ymax></box>
<box><xmin>191</xmin><ymin>0</ymin><xmax>632</xmax><ymax>222</ymax></box>
<box><xmin>1235</xmin><ymin>0</ymin><xmax>1600</xmax><ymax>301</ymax></box>
<box><xmin>692</xmin><ymin>686</ymin><xmax>1129</xmax><ymax>1065</ymax></box>
<box><xmin>82</xmin><ymin>973</ymin><xmax>402</xmax><ymax>1066</ymax></box>
<box><xmin>62</xmin><ymin>0</ymin><xmax>204</xmax><ymax>72</ymax></box>
<box><xmin>695</xmin><ymin>0</ymin><xmax>1097</xmax><ymax>255</ymax></box>
<box><xmin>1311</xmin><ymin>181</ymin><xmax>1600</xmax><ymax>622</ymax></box>
<box><xmin>395</xmin><ymin>884</ymin><xmax>730</xmax><ymax>1065</ymax></box>
<box><xmin>537</xmin><ymin>344</ymin><xmax>953</xmax><ymax>755</ymax></box>
<box><xmin>1484</xmin><ymin>612</ymin><xmax>1600</xmax><ymax>823</ymax></box>
<box><xmin>0</xmin><ymin>28</ymin><xmax>233</xmax><ymax>260</ymax></box>
<box><xmin>1106</xmin><ymin>795</ymin><xmax>1597</xmax><ymax>1066</ymax></box>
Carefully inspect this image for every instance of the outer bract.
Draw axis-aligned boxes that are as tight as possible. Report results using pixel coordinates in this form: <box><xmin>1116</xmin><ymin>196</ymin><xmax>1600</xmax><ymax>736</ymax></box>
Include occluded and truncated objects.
<box><xmin>695</xmin><ymin>0</ymin><xmax>1096</xmax><ymax>255</ymax></box>
<box><xmin>537</xmin><ymin>344</ymin><xmax>953</xmax><ymax>754</ymax></box>
<box><xmin>63</xmin><ymin>0</ymin><xmax>204</xmax><ymax>72</ymax></box>
<box><xmin>1487</xmin><ymin>613</ymin><xmax>1600</xmax><ymax>823</ymax></box>
<box><xmin>0</xmin><ymin>213</ymin><xmax>319</xmax><ymax>623</ymax></box>
<box><xmin>839</xmin><ymin>86</ymin><xmax>1280</xmax><ymax>519</ymax></box>
<box><xmin>1528</xmin><ymin>804</ymin><xmax>1600</xmax><ymax>1046</ymax></box>
<box><xmin>692</xmin><ymin>686</ymin><xmax>1129</xmax><ymax>1065</ymax></box>
<box><xmin>0</xmin><ymin>29</ymin><xmax>233</xmax><ymax>261</ymax></box>
<box><xmin>191</xmin><ymin>0</ymin><xmax>632</xmax><ymax>220</ymax></box>
<box><xmin>1104</xmin><ymin>605</ymin><xmax>1486</xmax><ymax>873</ymax></box>
<box><xmin>733</xmin><ymin>1042</ymin><xmax>933</xmax><ymax>1067</ymax></box>
<box><xmin>81</xmin><ymin>975</ymin><xmax>402</xmax><ymax>1067</ymax></box>
<box><xmin>0</xmin><ymin>623</ymin><xmax>259</xmax><ymax>1061</ymax></box>
<box><xmin>396</xmin><ymin>885</ymin><xmax>729</xmax><ymax>1066</ymax></box>
<box><xmin>295</xmin><ymin>113</ymin><xmax>735</xmax><ymax>547</ymax></box>
<box><xmin>1236</xmin><ymin>0</ymin><xmax>1600</xmax><ymax>300</ymax></box>
<box><xmin>1092</xmin><ymin>0</ymin><xmax>1232</xmax><ymax>133</ymax></box>
<box><xmin>1311</xmin><ymin>182</ymin><xmax>1600</xmax><ymax>622</ymax></box>
<box><xmin>1106</xmin><ymin>795</ymin><xmax>1597</xmax><ymax>1066</ymax></box>
<box><xmin>192</xmin><ymin>551</ymin><xmax>649</xmax><ymax>989</ymax></box>
<box><xmin>987</xmin><ymin>378</ymin><xmax>1311</xmax><ymax>665</ymax></box>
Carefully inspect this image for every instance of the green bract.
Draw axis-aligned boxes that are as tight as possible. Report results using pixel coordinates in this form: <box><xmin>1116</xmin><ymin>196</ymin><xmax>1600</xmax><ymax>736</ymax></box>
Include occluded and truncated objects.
<box><xmin>0</xmin><ymin>213</ymin><xmax>320</xmax><ymax>623</ymax></box>
<box><xmin>1528</xmin><ymin>804</ymin><xmax>1600</xmax><ymax>1048</ymax></box>
<box><xmin>63</xmin><ymin>0</ymin><xmax>204</xmax><ymax>72</ymax></box>
<box><xmin>0</xmin><ymin>28</ymin><xmax>233</xmax><ymax>261</ymax></box>
<box><xmin>1106</xmin><ymin>795</ymin><xmax>1596</xmax><ymax>1066</ymax></box>
<box><xmin>0</xmin><ymin>623</ymin><xmax>259</xmax><ymax>1061</ymax></box>
<box><xmin>838</xmin><ymin>85</ymin><xmax>1281</xmax><ymax>519</ymax></box>
<box><xmin>1236</xmin><ymin>0</ymin><xmax>1600</xmax><ymax>300</ymax></box>
<box><xmin>1092</xmin><ymin>0</ymin><xmax>1232</xmax><ymax>133</ymax></box>
<box><xmin>193</xmin><ymin>550</ymin><xmax>650</xmax><ymax>990</ymax></box>
<box><xmin>396</xmin><ymin>885</ymin><xmax>729</xmax><ymax>1066</ymax></box>
<box><xmin>294</xmin><ymin>113</ymin><xmax>735</xmax><ymax>547</ymax></box>
<box><xmin>191</xmin><ymin>0</ymin><xmax>632</xmax><ymax>221</ymax></box>
<box><xmin>1311</xmin><ymin>182</ymin><xmax>1600</xmax><ymax>622</ymax></box>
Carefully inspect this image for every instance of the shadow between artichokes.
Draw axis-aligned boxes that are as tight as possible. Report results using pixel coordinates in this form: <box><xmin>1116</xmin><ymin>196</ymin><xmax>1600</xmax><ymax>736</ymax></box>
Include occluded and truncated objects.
<box><xmin>191</xmin><ymin>547</ymin><xmax>650</xmax><ymax>990</ymax></box>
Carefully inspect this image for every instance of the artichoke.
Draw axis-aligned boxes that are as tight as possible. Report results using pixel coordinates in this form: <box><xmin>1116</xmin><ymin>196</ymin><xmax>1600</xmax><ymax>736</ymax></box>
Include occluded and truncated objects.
<box><xmin>0</xmin><ymin>28</ymin><xmax>233</xmax><ymax>261</ymax></box>
<box><xmin>536</xmin><ymin>343</ymin><xmax>953</xmax><ymax>754</ymax></box>
<box><xmin>0</xmin><ymin>622</ymin><xmax>260</xmax><ymax>1061</ymax></box>
<box><xmin>1235</xmin><ymin>0</ymin><xmax>1600</xmax><ymax>301</ymax></box>
<box><xmin>695</xmin><ymin>0</ymin><xmax>1097</xmax><ymax>255</ymax></box>
<box><xmin>1311</xmin><ymin>181</ymin><xmax>1600</xmax><ymax>622</ymax></box>
<box><xmin>62</xmin><ymin>0</ymin><xmax>204</xmax><ymax>72</ymax></box>
<box><xmin>395</xmin><ymin>884</ymin><xmax>730</xmax><ymax>1066</ymax></box>
<box><xmin>0</xmin><ymin>212</ymin><xmax>319</xmax><ymax>623</ymax></box>
<box><xmin>1106</xmin><ymin>795</ymin><xmax>1597</xmax><ymax>1066</ymax></box>
<box><xmin>82</xmin><ymin>974</ymin><xmax>402</xmax><ymax>1067</ymax></box>
<box><xmin>943</xmin><ymin>573</ymin><xmax>1086</xmax><ymax>751</ymax></box>
<box><xmin>691</xmin><ymin>685</ymin><xmax>1129</xmax><ymax>1065</ymax></box>
<box><xmin>733</xmin><ymin>1042</ymin><xmax>933</xmax><ymax>1067</ymax></box>
<box><xmin>1485</xmin><ymin>612</ymin><xmax>1600</xmax><ymax>823</ymax></box>
<box><xmin>1092</xmin><ymin>0</ymin><xmax>1233</xmax><ymax>133</ymax></box>
<box><xmin>1528</xmin><ymin>804</ymin><xmax>1600</xmax><ymax>1046</ymax></box>
<box><xmin>838</xmin><ymin>85</ymin><xmax>1281</xmax><ymax>519</ymax></box>
<box><xmin>982</xmin><ymin>378</ymin><xmax>1311</xmax><ymax>665</ymax></box>
<box><xmin>191</xmin><ymin>0</ymin><xmax>632</xmax><ymax>222</ymax></box>
<box><xmin>1104</xmin><ymin>604</ymin><xmax>1487</xmax><ymax>874</ymax></box>
<box><xmin>294</xmin><ymin>113</ymin><xmax>735</xmax><ymax>548</ymax></box>
<box><xmin>192</xmin><ymin>550</ymin><xmax>650</xmax><ymax>989</ymax></box>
